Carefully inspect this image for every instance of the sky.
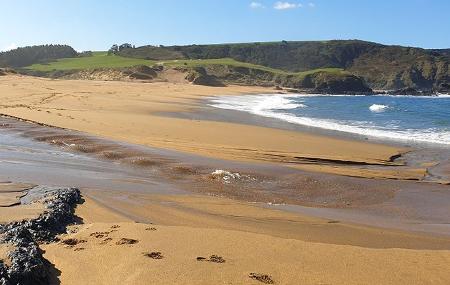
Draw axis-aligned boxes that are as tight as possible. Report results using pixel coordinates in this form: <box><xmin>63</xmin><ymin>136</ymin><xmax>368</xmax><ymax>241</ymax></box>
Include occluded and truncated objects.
<box><xmin>1</xmin><ymin>0</ymin><xmax>449</xmax><ymax>52</ymax></box>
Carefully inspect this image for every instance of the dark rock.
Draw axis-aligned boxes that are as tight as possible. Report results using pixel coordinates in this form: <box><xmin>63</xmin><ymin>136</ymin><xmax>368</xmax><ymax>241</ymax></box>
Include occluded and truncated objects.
<box><xmin>0</xmin><ymin>187</ymin><xmax>81</xmax><ymax>285</ymax></box>
<box><xmin>389</xmin><ymin>87</ymin><xmax>432</xmax><ymax>96</ymax></box>
<box><xmin>436</xmin><ymin>83</ymin><xmax>450</xmax><ymax>93</ymax></box>
<box><xmin>307</xmin><ymin>72</ymin><xmax>373</xmax><ymax>94</ymax></box>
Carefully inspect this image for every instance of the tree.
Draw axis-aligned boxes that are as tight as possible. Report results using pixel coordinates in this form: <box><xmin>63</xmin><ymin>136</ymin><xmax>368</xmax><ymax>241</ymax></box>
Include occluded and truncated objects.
<box><xmin>108</xmin><ymin>44</ymin><xmax>118</xmax><ymax>55</ymax></box>
<box><xmin>118</xmin><ymin>43</ymin><xmax>133</xmax><ymax>51</ymax></box>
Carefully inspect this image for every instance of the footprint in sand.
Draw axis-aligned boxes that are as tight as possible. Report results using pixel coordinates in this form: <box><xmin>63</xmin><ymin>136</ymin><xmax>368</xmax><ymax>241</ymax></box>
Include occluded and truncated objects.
<box><xmin>100</xmin><ymin>237</ymin><xmax>112</xmax><ymax>245</ymax></box>
<box><xmin>61</xmin><ymin>238</ymin><xmax>86</xmax><ymax>247</ymax></box>
<box><xmin>116</xmin><ymin>238</ymin><xmax>139</xmax><ymax>245</ymax></box>
<box><xmin>90</xmin><ymin>231</ymin><xmax>110</xmax><ymax>239</ymax></box>
<box><xmin>249</xmin><ymin>273</ymin><xmax>275</xmax><ymax>284</ymax></box>
<box><xmin>143</xmin><ymin>251</ymin><xmax>164</xmax><ymax>259</ymax></box>
<box><xmin>196</xmin><ymin>255</ymin><xmax>226</xmax><ymax>263</ymax></box>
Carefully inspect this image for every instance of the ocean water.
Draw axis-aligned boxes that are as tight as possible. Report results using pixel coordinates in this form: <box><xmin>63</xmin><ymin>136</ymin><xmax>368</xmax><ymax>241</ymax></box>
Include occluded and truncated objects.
<box><xmin>209</xmin><ymin>94</ymin><xmax>450</xmax><ymax>146</ymax></box>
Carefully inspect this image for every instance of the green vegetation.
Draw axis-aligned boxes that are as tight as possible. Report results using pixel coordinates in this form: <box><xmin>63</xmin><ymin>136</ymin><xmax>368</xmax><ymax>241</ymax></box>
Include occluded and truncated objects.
<box><xmin>27</xmin><ymin>52</ymin><xmax>156</xmax><ymax>71</ymax></box>
<box><xmin>116</xmin><ymin>40</ymin><xmax>449</xmax><ymax>91</ymax></box>
<box><xmin>26</xmin><ymin>52</ymin><xmax>345</xmax><ymax>77</ymax></box>
<box><xmin>16</xmin><ymin>40</ymin><xmax>449</xmax><ymax>92</ymax></box>
<box><xmin>0</xmin><ymin>44</ymin><xmax>77</xmax><ymax>68</ymax></box>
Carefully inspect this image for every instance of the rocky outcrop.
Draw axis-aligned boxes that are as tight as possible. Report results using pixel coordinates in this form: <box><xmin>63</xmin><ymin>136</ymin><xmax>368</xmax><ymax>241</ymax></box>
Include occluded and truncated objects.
<box><xmin>122</xmin><ymin>65</ymin><xmax>158</xmax><ymax>80</ymax></box>
<box><xmin>185</xmin><ymin>65</ymin><xmax>372</xmax><ymax>94</ymax></box>
<box><xmin>304</xmin><ymin>72</ymin><xmax>373</xmax><ymax>94</ymax></box>
<box><xmin>185</xmin><ymin>67</ymin><xmax>226</xmax><ymax>87</ymax></box>
<box><xmin>0</xmin><ymin>187</ymin><xmax>81</xmax><ymax>285</ymax></box>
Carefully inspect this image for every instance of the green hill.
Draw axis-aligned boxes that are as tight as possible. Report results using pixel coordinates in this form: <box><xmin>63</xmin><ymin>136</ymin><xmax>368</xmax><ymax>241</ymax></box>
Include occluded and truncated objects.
<box><xmin>24</xmin><ymin>51</ymin><xmax>371</xmax><ymax>94</ymax></box>
<box><xmin>27</xmin><ymin>52</ymin><xmax>156</xmax><ymax>71</ymax></box>
<box><xmin>117</xmin><ymin>40</ymin><xmax>449</xmax><ymax>91</ymax></box>
<box><xmin>12</xmin><ymin>40</ymin><xmax>450</xmax><ymax>93</ymax></box>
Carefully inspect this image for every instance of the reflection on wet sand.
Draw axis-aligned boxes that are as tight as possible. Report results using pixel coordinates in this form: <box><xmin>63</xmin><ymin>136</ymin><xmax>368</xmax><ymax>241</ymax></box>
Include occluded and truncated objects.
<box><xmin>0</xmin><ymin>116</ymin><xmax>449</xmax><ymax>238</ymax></box>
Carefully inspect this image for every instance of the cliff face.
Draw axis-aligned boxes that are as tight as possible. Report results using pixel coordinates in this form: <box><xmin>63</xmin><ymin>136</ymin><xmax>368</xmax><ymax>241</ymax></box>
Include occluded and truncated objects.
<box><xmin>348</xmin><ymin>46</ymin><xmax>449</xmax><ymax>91</ymax></box>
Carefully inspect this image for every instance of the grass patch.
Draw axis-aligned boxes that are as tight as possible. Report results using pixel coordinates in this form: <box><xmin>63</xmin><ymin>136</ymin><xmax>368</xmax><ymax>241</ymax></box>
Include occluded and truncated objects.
<box><xmin>26</xmin><ymin>52</ymin><xmax>156</xmax><ymax>71</ymax></box>
<box><xmin>25</xmin><ymin>52</ymin><xmax>347</xmax><ymax>78</ymax></box>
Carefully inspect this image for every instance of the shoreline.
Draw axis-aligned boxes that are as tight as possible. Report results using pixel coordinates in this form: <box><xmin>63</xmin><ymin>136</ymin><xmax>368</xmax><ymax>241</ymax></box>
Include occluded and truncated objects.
<box><xmin>0</xmin><ymin>114</ymin><xmax>449</xmax><ymax>238</ymax></box>
<box><xmin>0</xmin><ymin>84</ymin><xmax>449</xmax><ymax>282</ymax></box>
<box><xmin>0</xmin><ymin>75</ymin><xmax>435</xmax><ymax>182</ymax></box>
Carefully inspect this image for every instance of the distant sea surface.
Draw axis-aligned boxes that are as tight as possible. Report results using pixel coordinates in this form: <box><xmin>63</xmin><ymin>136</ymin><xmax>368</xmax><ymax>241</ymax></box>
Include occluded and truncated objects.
<box><xmin>209</xmin><ymin>94</ymin><xmax>450</xmax><ymax>146</ymax></box>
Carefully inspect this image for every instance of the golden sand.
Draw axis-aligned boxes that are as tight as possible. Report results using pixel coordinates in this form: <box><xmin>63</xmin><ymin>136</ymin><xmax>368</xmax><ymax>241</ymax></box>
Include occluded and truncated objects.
<box><xmin>0</xmin><ymin>182</ymin><xmax>43</xmax><ymax>223</ymax></box>
<box><xmin>0</xmin><ymin>75</ymin><xmax>417</xmax><ymax>179</ymax></box>
<box><xmin>42</xmin><ymin>197</ymin><xmax>450</xmax><ymax>285</ymax></box>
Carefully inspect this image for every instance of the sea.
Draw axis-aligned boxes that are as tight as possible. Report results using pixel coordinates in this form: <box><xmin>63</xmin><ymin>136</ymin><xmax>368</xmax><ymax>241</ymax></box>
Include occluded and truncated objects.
<box><xmin>209</xmin><ymin>94</ymin><xmax>450</xmax><ymax>146</ymax></box>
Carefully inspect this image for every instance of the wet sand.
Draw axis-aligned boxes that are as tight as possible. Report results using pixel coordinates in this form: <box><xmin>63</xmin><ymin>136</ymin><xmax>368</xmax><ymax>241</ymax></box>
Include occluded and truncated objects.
<box><xmin>1</xmin><ymin>116</ymin><xmax>449</xmax><ymax>237</ymax></box>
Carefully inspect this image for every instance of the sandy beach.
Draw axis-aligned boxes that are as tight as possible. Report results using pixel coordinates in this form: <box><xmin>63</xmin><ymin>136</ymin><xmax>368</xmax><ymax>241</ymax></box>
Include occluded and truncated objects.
<box><xmin>39</xmin><ymin>197</ymin><xmax>450</xmax><ymax>285</ymax></box>
<box><xmin>0</xmin><ymin>74</ymin><xmax>426</xmax><ymax>180</ymax></box>
<box><xmin>0</xmin><ymin>75</ymin><xmax>449</xmax><ymax>284</ymax></box>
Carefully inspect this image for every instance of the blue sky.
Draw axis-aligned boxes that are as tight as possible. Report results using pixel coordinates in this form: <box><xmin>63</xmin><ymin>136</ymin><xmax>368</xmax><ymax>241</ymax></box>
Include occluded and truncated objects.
<box><xmin>1</xmin><ymin>0</ymin><xmax>449</xmax><ymax>51</ymax></box>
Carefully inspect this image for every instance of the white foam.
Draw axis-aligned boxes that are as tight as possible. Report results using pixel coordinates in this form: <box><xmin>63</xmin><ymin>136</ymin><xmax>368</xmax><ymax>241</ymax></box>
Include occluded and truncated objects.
<box><xmin>209</xmin><ymin>94</ymin><xmax>450</xmax><ymax>145</ymax></box>
<box><xmin>210</xmin><ymin>169</ymin><xmax>241</xmax><ymax>183</ymax></box>
<box><xmin>369</xmin><ymin>104</ymin><xmax>389</xmax><ymax>112</ymax></box>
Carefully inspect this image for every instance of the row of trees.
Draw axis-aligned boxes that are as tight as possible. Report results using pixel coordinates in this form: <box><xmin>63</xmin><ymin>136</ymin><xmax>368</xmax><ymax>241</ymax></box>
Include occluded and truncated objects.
<box><xmin>0</xmin><ymin>44</ymin><xmax>78</xmax><ymax>68</ymax></box>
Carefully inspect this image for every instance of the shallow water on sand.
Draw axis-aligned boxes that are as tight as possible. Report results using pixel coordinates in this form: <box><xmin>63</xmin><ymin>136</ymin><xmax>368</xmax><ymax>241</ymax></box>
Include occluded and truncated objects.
<box><xmin>1</xmin><ymin>116</ymin><xmax>449</xmax><ymax>237</ymax></box>
<box><xmin>0</xmin><ymin>126</ymin><xmax>183</xmax><ymax>195</ymax></box>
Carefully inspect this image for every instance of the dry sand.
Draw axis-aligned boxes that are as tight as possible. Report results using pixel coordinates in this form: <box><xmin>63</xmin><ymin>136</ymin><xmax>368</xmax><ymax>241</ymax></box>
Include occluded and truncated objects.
<box><xmin>0</xmin><ymin>182</ymin><xmax>43</xmax><ymax>223</ymax></box>
<box><xmin>0</xmin><ymin>244</ymin><xmax>13</xmax><ymax>267</ymax></box>
<box><xmin>42</xmin><ymin>197</ymin><xmax>450</xmax><ymax>285</ymax></box>
<box><xmin>0</xmin><ymin>75</ymin><xmax>420</xmax><ymax>180</ymax></box>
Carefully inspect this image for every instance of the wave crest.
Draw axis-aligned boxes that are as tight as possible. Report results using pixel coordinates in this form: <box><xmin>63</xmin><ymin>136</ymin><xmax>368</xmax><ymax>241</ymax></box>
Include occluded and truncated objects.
<box><xmin>369</xmin><ymin>104</ymin><xmax>389</xmax><ymax>112</ymax></box>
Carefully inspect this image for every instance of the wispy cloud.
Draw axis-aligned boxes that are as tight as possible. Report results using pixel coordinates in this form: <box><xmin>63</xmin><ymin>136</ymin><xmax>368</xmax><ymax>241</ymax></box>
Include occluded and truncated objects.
<box><xmin>308</xmin><ymin>2</ymin><xmax>315</xmax><ymax>8</ymax></box>
<box><xmin>0</xmin><ymin>43</ymin><xmax>18</xmax><ymax>52</ymax></box>
<box><xmin>250</xmin><ymin>2</ymin><xmax>265</xmax><ymax>9</ymax></box>
<box><xmin>273</xmin><ymin>2</ymin><xmax>302</xmax><ymax>10</ymax></box>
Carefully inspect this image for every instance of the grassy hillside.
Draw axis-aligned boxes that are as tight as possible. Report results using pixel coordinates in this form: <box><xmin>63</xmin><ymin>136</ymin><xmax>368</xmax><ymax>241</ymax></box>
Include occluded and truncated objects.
<box><xmin>24</xmin><ymin>51</ymin><xmax>371</xmax><ymax>94</ymax></box>
<box><xmin>116</xmin><ymin>40</ymin><xmax>449</xmax><ymax>91</ymax></box>
<box><xmin>27</xmin><ymin>52</ymin><xmax>156</xmax><ymax>71</ymax></box>
<box><xmin>26</xmin><ymin>52</ymin><xmax>343</xmax><ymax>76</ymax></box>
